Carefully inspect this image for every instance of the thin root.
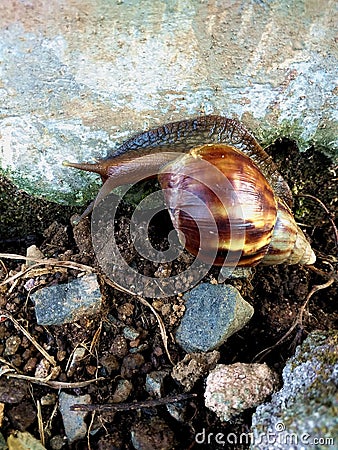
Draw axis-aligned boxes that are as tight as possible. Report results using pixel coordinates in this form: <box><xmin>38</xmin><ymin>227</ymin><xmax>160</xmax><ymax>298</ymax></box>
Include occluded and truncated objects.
<box><xmin>253</xmin><ymin>277</ymin><xmax>335</xmax><ymax>362</ymax></box>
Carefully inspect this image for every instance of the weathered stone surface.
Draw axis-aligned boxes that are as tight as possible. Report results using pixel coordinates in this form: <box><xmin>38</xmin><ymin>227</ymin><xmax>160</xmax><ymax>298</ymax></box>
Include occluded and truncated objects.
<box><xmin>171</xmin><ymin>350</ymin><xmax>220</xmax><ymax>391</ymax></box>
<box><xmin>0</xmin><ymin>378</ymin><xmax>28</xmax><ymax>404</ymax></box>
<box><xmin>205</xmin><ymin>363</ymin><xmax>279</xmax><ymax>422</ymax></box>
<box><xmin>31</xmin><ymin>274</ymin><xmax>102</xmax><ymax>325</ymax></box>
<box><xmin>175</xmin><ymin>283</ymin><xmax>254</xmax><ymax>353</ymax></box>
<box><xmin>7</xmin><ymin>431</ymin><xmax>46</xmax><ymax>450</ymax></box>
<box><xmin>0</xmin><ymin>0</ymin><xmax>336</xmax><ymax>204</ymax></box>
<box><xmin>59</xmin><ymin>392</ymin><xmax>91</xmax><ymax>444</ymax></box>
<box><xmin>251</xmin><ymin>331</ymin><xmax>338</xmax><ymax>450</ymax></box>
<box><xmin>145</xmin><ymin>370</ymin><xmax>169</xmax><ymax>398</ymax></box>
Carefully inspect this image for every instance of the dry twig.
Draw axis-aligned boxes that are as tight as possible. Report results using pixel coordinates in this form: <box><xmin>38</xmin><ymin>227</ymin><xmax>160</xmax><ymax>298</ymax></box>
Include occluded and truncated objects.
<box><xmin>71</xmin><ymin>393</ymin><xmax>197</xmax><ymax>412</ymax></box>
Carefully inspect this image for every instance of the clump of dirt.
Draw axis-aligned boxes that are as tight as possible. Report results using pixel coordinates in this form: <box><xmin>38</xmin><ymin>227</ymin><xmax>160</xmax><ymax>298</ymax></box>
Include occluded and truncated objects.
<box><xmin>0</xmin><ymin>141</ymin><xmax>336</xmax><ymax>449</ymax></box>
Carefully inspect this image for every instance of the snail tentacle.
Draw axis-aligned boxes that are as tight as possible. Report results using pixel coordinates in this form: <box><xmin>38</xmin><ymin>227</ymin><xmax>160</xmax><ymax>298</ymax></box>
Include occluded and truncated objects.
<box><xmin>97</xmin><ymin>116</ymin><xmax>292</xmax><ymax>207</ymax></box>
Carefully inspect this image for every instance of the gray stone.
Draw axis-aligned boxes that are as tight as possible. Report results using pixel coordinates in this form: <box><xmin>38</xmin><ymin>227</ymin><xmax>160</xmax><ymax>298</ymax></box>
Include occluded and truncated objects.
<box><xmin>123</xmin><ymin>326</ymin><xmax>140</xmax><ymax>341</ymax></box>
<box><xmin>0</xmin><ymin>0</ymin><xmax>336</xmax><ymax>204</ymax></box>
<box><xmin>26</xmin><ymin>245</ymin><xmax>44</xmax><ymax>267</ymax></box>
<box><xmin>175</xmin><ymin>283</ymin><xmax>254</xmax><ymax>353</ymax></box>
<box><xmin>31</xmin><ymin>274</ymin><xmax>102</xmax><ymax>325</ymax></box>
<box><xmin>111</xmin><ymin>379</ymin><xmax>133</xmax><ymax>403</ymax></box>
<box><xmin>145</xmin><ymin>370</ymin><xmax>169</xmax><ymax>398</ymax></box>
<box><xmin>58</xmin><ymin>392</ymin><xmax>90</xmax><ymax>444</ymax></box>
<box><xmin>251</xmin><ymin>331</ymin><xmax>338</xmax><ymax>450</ymax></box>
<box><xmin>205</xmin><ymin>363</ymin><xmax>279</xmax><ymax>422</ymax></box>
<box><xmin>166</xmin><ymin>402</ymin><xmax>188</xmax><ymax>423</ymax></box>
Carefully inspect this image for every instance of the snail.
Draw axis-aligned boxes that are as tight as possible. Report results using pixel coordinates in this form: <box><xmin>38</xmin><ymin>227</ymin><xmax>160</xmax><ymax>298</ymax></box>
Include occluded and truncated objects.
<box><xmin>63</xmin><ymin>115</ymin><xmax>316</xmax><ymax>267</ymax></box>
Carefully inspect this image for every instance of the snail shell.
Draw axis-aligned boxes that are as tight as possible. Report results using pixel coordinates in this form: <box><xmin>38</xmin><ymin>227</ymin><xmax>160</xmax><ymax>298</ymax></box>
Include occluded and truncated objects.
<box><xmin>63</xmin><ymin>115</ymin><xmax>315</xmax><ymax>267</ymax></box>
<box><xmin>158</xmin><ymin>144</ymin><xmax>315</xmax><ymax>267</ymax></box>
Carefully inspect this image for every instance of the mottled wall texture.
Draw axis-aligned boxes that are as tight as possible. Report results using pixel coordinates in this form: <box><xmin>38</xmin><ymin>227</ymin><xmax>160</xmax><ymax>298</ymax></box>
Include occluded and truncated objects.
<box><xmin>0</xmin><ymin>0</ymin><xmax>336</xmax><ymax>203</ymax></box>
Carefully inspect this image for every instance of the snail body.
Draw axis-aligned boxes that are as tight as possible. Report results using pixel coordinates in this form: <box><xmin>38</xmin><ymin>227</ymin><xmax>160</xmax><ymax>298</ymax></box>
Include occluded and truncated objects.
<box><xmin>64</xmin><ymin>115</ymin><xmax>315</xmax><ymax>267</ymax></box>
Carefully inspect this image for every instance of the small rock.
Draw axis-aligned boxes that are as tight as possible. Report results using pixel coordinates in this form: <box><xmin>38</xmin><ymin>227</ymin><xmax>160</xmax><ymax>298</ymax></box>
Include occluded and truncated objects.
<box><xmin>118</xmin><ymin>302</ymin><xmax>134</xmax><ymax>319</ymax></box>
<box><xmin>130</xmin><ymin>343</ymin><xmax>148</xmax><ymax>354</ymax></box>
<box><xmin>7</xmin><ymin>431</ymin><xmax>46</xmax><ymax>450</ymax></box>
<box><xmin>24</xmin><ymin>278</ymin><xmax>36</xmax><ymax>291</ymax></box>
<box><xmin>49</xmin><ymin>435</ymin><xmax>66</xmax><ymax>450</ymax></box>
<box><xmin>0</xmin><ymin>378</ymin><xmax>28</xmax><ymax>404</ymax></box>
<box><xmin>121</xmin><ymin>353</ymin><xmax>145</xmax><ymax>379</ymax></box>
<box><xmin>34</xmin><ymin>359</ymin><xmax>51</xmax><ymax>379</ymax></box>
<box><xmin>251</xmin><ymin>331</ymin><xmax>338</xmax><ymax>450</ymax></box>
<box><xmin>99</xmin><ymin>354</ymin><xmax>120</xmax><ymax>375</ymax></box>
<box><xmin>86</xmin><ymin>365</ymin><xmax>97</xmax><ymax>376</ymax></box>
<box><xmin>66</xmin><ymin>347</ymin><xmax>86</xmax><ymax>377</ymax></box>
<box><xmin>110</xmin><ymin>335</ymin><xmax>128</xmax><ymax>359</ymax></box>
<box><xmin>205</xmin><ymin>363</ymin><xmax>278</xmax><ymax>422</ymax></box>
<box><xmin>58</xmin><ymin>392</ymin><xmax>91</xmax><ymax>444</ymax></box>
<box><xmin>131</xmin><ymin>417</ymin><xmax>176</xmax><ymax>450</ymax></box>
<box><xmin>9</xmin><ymin>355</ymin><xmax>22</xmax><ymax>368</ymax></box>
<box><xmin>26</xmin><ymin>245</ymin><xmax>44</xmax><ymax>267</ymax></box>
<box><xmin>22</xmin><ymin>348</ymin><xmax>32</xmax><ymax>359</ymax></box>
<box><xmin>172</xmin><ymin>351</ymin><xmax>220</xmax><ymax>391</ymax></box>
<box><xmin>145</xmin><ymin>370</ymin><xmax>169</xmax><ymax>398</ymax></box>
<box><xmin>71</xmin><ymin>217</ymin><xmax>94</xmax><ymax>261</ymax></box>
<box><xmin>23</xmin><ymin>357</ymin><xmax>38</xmax><ymax>373</ymax></box>
<box><xmin>40</xmin><ymin>393</ymin><xmax>56</xmax><ymax>406</ymax></box>
<box><xmin>4</xmin><ymin>336</ymin><xmax>21</xmax><ymax>356</ymax></box>
<box><xmin>166</xmin><ymin>402</ymin><xmax>188</xmax><ymax>423</ymax></box>
<box><xmin>31</xmin><ymin>274</ymin><xmax>102</xmax><ymax>325</ymax></box>
<box><xmin>175</xmin><ymin>283</ymin><xmax>254</xmax><ymax>352</ymax></box>
<box><xmin>219</xmin><ymin>266</ymin><xmax>253</xmax><ymax>281</ymax></box>
<box><xmin>7</xmin><ymin>401</ymin><xmax>36</xmax><ymax>431</ymax></box>
<box><xmin>123</xmin><ymin>326</ymin><xmax>140</xmax><ymax>341</ymax></box>
<box><xmin>112</xmin><ymin>379</ymin><xmax>133</xmax><ymax>403</ymax></box>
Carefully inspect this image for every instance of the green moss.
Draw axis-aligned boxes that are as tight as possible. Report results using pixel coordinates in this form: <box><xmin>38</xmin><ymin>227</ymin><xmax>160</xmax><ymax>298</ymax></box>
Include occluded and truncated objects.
<box><xmin>0</xmin><ymin>175</ymin><xmax>81</xmax><ymax>240</ymax></box>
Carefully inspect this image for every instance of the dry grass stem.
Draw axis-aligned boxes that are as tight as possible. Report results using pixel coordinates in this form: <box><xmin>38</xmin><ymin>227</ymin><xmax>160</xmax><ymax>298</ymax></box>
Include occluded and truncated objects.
<box><xmin>37</xmin><ymin>400</ymin><xmax>45</xmax><ymax>447</ymax></box>
<box><xmin>3</xmin><ymin>371</ymin><xmax>105</xmax><ymax>389</ymax></box>
<box><xmin>0</xmin><ymin>310</ymin><xmax>57</xmax><ymax>367</ymax></box>
<box><xmin>0</xmin><ymin>253</ymin><xmax>95</xmax><ymax>286</ymax></box>
<box><xmin>103</xmin><ymin>276</ymin><xmax>174</xmax><ymax>365</ymax></box>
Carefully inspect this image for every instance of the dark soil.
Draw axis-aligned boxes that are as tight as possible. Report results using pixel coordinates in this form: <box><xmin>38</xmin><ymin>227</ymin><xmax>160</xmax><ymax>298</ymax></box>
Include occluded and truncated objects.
<box><xmin>0</xmin><ymin>139</ymin><xmax>337</xmax><ymax>449</ymax></box>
